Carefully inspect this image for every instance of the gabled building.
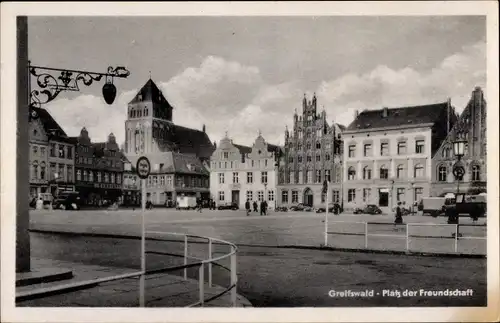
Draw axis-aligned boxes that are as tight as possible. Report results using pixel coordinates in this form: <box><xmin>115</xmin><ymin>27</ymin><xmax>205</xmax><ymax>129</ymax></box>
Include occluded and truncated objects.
<box><xmin>71</xmin><ymin>128</ymin><xmax>124</xmax><ymax>206</ymax></box>
<box><xmin>277</xmin><ymin>94</ymin><xmax>345</xmax><ymax>208</ymax></box>
<box><xmin>29</xmin><ymin>107</ymin><xmax>76</xmax><ymax>197</ymax></box>
<box><xmin>343</xmin><ymin>101</ymin><xmax>457</xmax><ymax>213</ymax></box>
<box><xmin>123</xmin><ymin>78</ymin><xmax>215</xmax><ymax>205</ymax></box>
<box><xmin>210</xmin><ymin>133</ymin><xmax>282</xmax><ymax>209</ymax></box>
<box><xmin>431</xmin><ymin>87</ymin><xmax>487</xmax><ymax>196</ymax></box>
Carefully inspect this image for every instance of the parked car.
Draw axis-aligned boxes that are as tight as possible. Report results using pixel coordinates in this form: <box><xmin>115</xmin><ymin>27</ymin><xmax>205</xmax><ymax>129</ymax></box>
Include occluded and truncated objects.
<box><xmin>218</xmin><ymin>203</ymin><xmax>239</xmax><ymax>210</ymax></box>
<box><xmin>353</xmin><ymin>204</ymin><xmax>382</xmax><ymax>215</ymax></box>
<box><xmin>289</xmin><ymin>203</ymin><xmax>306</xmax><ymax>211</ymax></box>
<box><xmin>316</xmin><ymin>203</ymin><xmax>342</xmax><ymax>214</ymax></box>
<box><xmin>275</xmin><ymin>206</ymin><xmax>288</xmax><ymax>212</ymax></box>
<box><xmin>53</xmin><ymin>191</ymin><xmax>81</xmax><ymax>210</ymax></box>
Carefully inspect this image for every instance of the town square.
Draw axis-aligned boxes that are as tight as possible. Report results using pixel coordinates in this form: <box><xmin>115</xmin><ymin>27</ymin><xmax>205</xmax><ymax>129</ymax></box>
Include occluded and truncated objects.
<box><xmin>1</xmin><ymin>4</ymin><xmax>498</xmax><ymax>323</ymax></box>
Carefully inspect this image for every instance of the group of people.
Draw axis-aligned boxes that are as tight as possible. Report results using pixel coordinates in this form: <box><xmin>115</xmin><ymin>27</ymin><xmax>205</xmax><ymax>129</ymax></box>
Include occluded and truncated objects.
<box><xmin>245</xmin><ymin>199</ymin><xmax>268</xmax><ymax>216</ymax></box>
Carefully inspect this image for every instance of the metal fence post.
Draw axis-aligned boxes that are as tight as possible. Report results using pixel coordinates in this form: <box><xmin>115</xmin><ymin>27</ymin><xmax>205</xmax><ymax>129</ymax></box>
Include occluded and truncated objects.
<box><xmin>199</xmin><ymin>263</ymin><xmax>205</xmax><ymax>307</ymax></box>
<box><xmin>406</xmin><ymin>224</ymin><xmax>410</xmax><ymax>252</ymax></box>
<box><xmin>208</xmin><ymin>238</ymin><xmax>212</xmax><ymax>287</ymax></box>
<box><xmin>454</xmin><ymin>224</ymin><xmax>458</xmax><ymax>253</ymax></box>
<box><xmin>184</xmin><ymin>235</ymin><xmax>188</xmax><ymax>280</ymax></box>
<box><xmin>230</xmin><ymin>246</ymin><xmax>237</xmax><ymax>307</ymax></box>
<box><xmin>364</xmin><ymin>222</ymin><xmax>368</xmax><ymax>249</ymax></box>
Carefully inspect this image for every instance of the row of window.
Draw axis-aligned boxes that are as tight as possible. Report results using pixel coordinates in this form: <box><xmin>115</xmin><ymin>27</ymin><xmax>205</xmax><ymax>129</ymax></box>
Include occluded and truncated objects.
<box><xmin>347</xmin><ymin>164</ymin><xmax>425</xmax><ymax>180</ymax></box>
<box><xmin>211</xmin><ymin>159</ymin><xmax>271</xmax><ymax>169</ymax></box>
<box><xmin>283</xmin><ymin>169</ymin><xmax>341</xmax><ymax>185</ymax></box>
<box><xmin>49</xmin><ymin>143</ymin><xmax>74</xmax><ymax>159</ymax></box>
<box><xmin>288</xmin><ymin>153</ymin><xmax>331</xmax><ymax>163</ymax></box>
<box><xmin>281</xmin><ymin>190</ymin><xmax>341</xmax><ymax>204</ymax></box>
<box><xmin>76</xmin><ymin>169</ymin><xmax>122</xmax><ymax>184</ymax></box>
<box><xmin>294</xmin><ymin>128</ymin><xmax>326</xmax><ymax>140</ymax></box>
<box><xmin>348</xmin><ymin>140</ymin><xmax>425</xmax><ymax>158</ymax></box>
<box><xmin>31</xmin><ymin>162</ymin><xmax>73</xmax><ymax>182</ymax></box>
<box><xmin>217</xmin><ymin>190</ymin><xmax>275</xmax><ymax>202</ymax></box>
<box><xmin>129</xmin><ymin>106</ymin><xmax>150</xmax><ymax>119</ymax></box>
<box><xmin>437</xmin><ymin>165</ymin><xmax>481</xmax><ymax>181</ymax></box>
<box><xmin>218</xmin><ymin>171</ymin><xmax>268</xmax><ymax>184</ymax></box>
<box><xmin>77</xmin><ymin>156</ymin><xmax>122</xmax><ymax>168</ymax></box>
<box><xmin>346</xmin><ymin>187</ymin><xmax>424</xmax><ymax>205</ymax></box>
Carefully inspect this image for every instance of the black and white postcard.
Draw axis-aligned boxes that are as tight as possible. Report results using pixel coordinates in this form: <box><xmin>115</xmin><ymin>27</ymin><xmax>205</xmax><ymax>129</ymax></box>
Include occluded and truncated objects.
<box><xmin>1</xmin><ymin>2</ymin><xmax>499</xmax><ymax>323</ymax></box>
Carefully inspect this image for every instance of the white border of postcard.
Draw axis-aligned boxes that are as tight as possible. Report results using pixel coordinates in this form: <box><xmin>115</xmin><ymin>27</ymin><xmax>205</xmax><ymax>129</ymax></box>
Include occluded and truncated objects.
<box><xmin>1</xmin><ymin>1</ymin><xmax>499</xmax><ymax>322</ymax></box>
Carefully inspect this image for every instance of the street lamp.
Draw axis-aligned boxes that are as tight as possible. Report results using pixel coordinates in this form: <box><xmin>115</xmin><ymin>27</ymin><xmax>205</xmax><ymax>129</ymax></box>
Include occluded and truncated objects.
<box><xmin>450</xmin><ymin>133</ymin><xmax>467</xmax><ymax>227</ymax></box>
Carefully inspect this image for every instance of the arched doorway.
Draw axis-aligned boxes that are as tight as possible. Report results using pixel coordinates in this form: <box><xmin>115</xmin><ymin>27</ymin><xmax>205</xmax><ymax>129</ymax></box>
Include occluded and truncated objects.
<box><xmin>303</xmin><ymin>187</ymin><xmax>313</xmax><ymax>207</ymax></box>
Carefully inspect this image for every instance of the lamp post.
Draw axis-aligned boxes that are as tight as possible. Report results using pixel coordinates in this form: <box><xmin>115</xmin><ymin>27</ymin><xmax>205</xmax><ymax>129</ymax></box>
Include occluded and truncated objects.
<box><xmin>451</xmin><ymin>133</ymin><xmax>467</xmax><ymax>228</ymax></box>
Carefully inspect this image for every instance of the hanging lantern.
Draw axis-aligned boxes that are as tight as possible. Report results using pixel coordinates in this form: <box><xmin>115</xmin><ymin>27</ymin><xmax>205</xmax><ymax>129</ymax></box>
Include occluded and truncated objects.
<box><xmin>102</xmin><ymin>76</ymin><xmax>117</xmax><ymax>105</ymax></box>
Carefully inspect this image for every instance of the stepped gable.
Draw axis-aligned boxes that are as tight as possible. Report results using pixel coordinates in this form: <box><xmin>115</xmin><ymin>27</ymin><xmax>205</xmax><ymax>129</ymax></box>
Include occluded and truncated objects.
<box><xmin>346</xmin><ymin>102</ymin><xmax>449</xmax><ymax>131</ymax></box>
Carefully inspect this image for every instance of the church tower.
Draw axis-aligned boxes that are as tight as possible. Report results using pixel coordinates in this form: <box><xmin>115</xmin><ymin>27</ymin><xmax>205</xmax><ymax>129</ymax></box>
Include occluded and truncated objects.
<box><xmin>124</xmin><ymin>79</ymin><xmax>174</xmax><ymax>155</ymax></box>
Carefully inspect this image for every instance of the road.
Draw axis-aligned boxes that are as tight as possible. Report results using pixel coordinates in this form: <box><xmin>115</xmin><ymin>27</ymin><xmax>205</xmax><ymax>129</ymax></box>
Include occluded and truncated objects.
<box><xmin>27</xmin><ymin>211</ymin><xmax>486</xmax><ymax>307</ymax></box>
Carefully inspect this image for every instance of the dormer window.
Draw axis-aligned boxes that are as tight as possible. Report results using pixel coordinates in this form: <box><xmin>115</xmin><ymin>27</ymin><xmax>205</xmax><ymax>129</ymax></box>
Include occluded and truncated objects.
<box><xmin>138</xmin><ymin>94</ymin><xmax>143</xmax><ymax>101</ymax></box>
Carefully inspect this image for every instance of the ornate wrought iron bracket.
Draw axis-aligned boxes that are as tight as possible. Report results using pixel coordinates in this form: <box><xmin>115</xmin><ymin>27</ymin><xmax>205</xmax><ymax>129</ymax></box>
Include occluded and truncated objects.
<box><xmin>28</xmin><ymin>62</ymin><xmax>130</xmax><ymax>120</ymax></box>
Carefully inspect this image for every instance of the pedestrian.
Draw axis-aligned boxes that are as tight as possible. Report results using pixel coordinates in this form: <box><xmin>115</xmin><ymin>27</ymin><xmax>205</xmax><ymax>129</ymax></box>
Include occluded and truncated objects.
<box><xmin>394</xmin><ymin>202</ymin><xmax>403</xmax><ymax>225</ymax></box>
<box><xmin>260</xmin><ymin>201</ymin><xmax>265</xmax><ymax>216</ymax></box>
<box><xmin>245</xmin><ymin>199</ymin><xmax>251</xmax><ymax>216</ymax></box>
<box><xmin>263</xmin><ymin>200</ymin><xmax>268</xmax><ymax>215</ymax></box>
<box><xmin>253</xmin><ymin>201</ymin><xmax>258</xmax><ymax>213</ymax></box>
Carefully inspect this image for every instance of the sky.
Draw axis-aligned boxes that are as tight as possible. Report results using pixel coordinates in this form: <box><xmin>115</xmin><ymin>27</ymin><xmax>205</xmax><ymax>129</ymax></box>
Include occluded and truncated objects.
<box><xmin>28</xmin><ymin>16</ymin><xmax>486</xmax><ymax>147</ymax></box>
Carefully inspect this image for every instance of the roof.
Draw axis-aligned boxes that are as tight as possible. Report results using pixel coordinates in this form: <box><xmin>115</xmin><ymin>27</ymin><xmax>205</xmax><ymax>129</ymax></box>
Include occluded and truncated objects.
<box><xmin>234</xmin><ymin>144</ymin><xmax>252</xmax><ymax>155</ymax></box>
<box><xmin>172</xmin><ymin>152</ymin><xmax>209</xmax><ymax>175</ymax></box>
<box><xmin>128</xmin><ymin>79</ymin><xmax>174</xmax><ymax>111</ymax></box>
<box><xmin>32</xmin><ymin>107</ymin><xmax>68</xmax><ymax>138</ymax></box>
<box><xmin>152</xmin><ymin>120</ymin><xmax>215</xmax><ymax>159</ymax></box>
<box><xmin>346</xmin><ymin>102</ymin><xmax>449</xmax><ymax>131</ymax></box>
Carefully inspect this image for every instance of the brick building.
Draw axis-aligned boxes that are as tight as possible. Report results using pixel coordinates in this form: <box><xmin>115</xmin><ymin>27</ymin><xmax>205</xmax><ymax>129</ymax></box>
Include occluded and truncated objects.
<box><xmin>71</xmin><ymin>128</ymin><xmax>124</xmax><ymax>206</ymax></box>
<box><xmin>123</xmin><ymin>78</ymin><xmax>215</xmax><ymax>205</ymax></box>
<box><xmin>342</xmin><ymin>102</ymin><xmax>457</xmax><ymax>213</ymax></box>
<box><xmin>277</xmin><ymin>94</ymin><xmax>345</xmax><ymax>208</ymax></box>
<box><xmin>29</xmin><ymin>107</ymin><xmax>76</xmax><ymax>197</ymax></box>
<box><xmin>210</xmin><ymin>133</ymin><xmax>281</xmax><ymax>209</ymax></box>
<box><xmin>431</xmin><ymin>87</ymin><xmax>487</xmax><ymax>196</ymax></box>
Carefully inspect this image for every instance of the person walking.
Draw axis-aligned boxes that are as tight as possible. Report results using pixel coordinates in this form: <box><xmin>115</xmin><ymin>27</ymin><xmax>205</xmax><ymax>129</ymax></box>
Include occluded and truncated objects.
<box><xmin>245</xmin><ymin>199</ymin><xmax>251</xmax><ymax>216</ymax></box>
<box><xmin>260</xmin><ymin>200</ymin><xmax>265</xmax><ymax>216</ymax></box>
<box><xmin>394</xmin><ymin>202</ymin><xmax>403</xmax><ymax>225</ymax></box>
<box><xmin>263</xmin><ymin>200</ymin><xmax>268</xmax><ymax>215</ymax></box>
<box><xmin>253</xmin><ymin>201</ymin><xmax>258</xmax><ymax>213</ymax></box>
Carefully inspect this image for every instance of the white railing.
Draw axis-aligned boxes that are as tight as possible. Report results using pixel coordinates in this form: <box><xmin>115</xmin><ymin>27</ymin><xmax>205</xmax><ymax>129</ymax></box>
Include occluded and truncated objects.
<box><xmin>16</xmin><ymin>232</ymin><xmax>239</xmax><ymax>307</ymax></box>
<box><xmin>145</xmin><ymin>231</ymin><xmax>238</xmax><ymax>307</ymax></box>
<box><xmin>325</xmin><ymin>221</ymin><xmax>486</xmax><ymax>254</ymax></box>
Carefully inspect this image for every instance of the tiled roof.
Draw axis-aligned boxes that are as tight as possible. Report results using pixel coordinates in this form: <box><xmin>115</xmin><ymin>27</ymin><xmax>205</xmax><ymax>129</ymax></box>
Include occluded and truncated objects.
<box><xmin>32</xmin><ymin>107</ymin><xmax>67</xmax><ymax>138</ymax></box>
<box><xmin>171</xmin><ymin>152</ymin><xmax>209</xmax><ymax>175</ymax></box>
<box><xmin>151</xmin><ymin>119</ymin><xmax>215</xmax><ymax>159</ymax></box>
<box><xmin>346</xmin><ymin>102</ymin><xmax>449</xmax><ymax>131</ymax></box>
<box><xmin>128</xmin><ymin>79</ymin><xmax>174</xmax><ymax>111</ymax></box>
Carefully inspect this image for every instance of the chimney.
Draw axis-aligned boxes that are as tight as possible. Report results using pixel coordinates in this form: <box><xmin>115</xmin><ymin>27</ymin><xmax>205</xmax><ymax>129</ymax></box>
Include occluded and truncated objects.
<box><xmin>354</xmin><ymin>110</ymin><xmax>359</xmax><ymax>119</ymax></box>
<box><xmin>382</xmin><ymin>107</ymin><xmax>389</xmax><ymax>118</ymax></box>
<box><xmin>202</xmin><ymin>124</ymin><xmax>206</xmax><ymax>133</ymax></box>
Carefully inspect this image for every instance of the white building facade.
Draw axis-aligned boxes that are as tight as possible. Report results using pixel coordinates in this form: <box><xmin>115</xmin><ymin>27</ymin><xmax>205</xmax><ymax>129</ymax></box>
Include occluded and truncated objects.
<box><xmin>210</xmin><ymin>134</ymin><xmax>280</xmax><ymax>209</ymax></box>
<box><xmin>343</xmin><ymin>103</ymin><xmax>455</xmax><ymax>214</ymax></box>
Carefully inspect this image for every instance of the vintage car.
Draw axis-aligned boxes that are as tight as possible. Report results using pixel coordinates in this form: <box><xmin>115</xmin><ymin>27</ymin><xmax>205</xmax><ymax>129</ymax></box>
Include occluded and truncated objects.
<box><xmin>217</xmin><ymin>202</ymin><xmax>239</xmax><ymax>210</ymax></box>
<box><xmin>316</xmin><ymin>203</ymin><xmax>342</xmax><ymax>214</ymax></box>
<box><xmin>353</xmin><ymin>204</ymin><xmax>383</xmax><ymax>215</ymax></box>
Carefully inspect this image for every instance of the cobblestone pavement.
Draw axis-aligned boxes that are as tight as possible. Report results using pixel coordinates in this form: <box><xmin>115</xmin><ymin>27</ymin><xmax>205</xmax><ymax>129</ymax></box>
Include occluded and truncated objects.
<box><xmin>30</xmin><ymin>209</ymin><xmax>487</xmax><ymax>255</ymax></box>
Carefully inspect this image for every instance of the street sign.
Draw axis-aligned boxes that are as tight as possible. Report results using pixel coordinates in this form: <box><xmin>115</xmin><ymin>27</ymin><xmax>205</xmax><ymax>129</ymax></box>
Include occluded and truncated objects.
<box><xmin>453</xmin><ymin>165</ymin><xmax>465</xmax><ymax>180</ymax></box>
<box><xmin>136</xmin><ymin>156</ymin><xmax>151</xmax><ymax>179</ymax></box>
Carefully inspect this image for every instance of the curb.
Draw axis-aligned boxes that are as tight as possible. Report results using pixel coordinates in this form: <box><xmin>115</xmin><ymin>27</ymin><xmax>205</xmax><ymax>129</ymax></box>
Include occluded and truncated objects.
<box><xmin>30</xmin><ymin>228</ymin><xmax>486</xmax><ymax>259</ymax></box>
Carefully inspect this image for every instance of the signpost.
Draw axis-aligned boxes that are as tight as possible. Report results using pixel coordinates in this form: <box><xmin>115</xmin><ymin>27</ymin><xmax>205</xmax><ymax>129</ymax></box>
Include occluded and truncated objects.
<box><xmin>136</xmin><ymin>156</ymin><xmax>150</xmax><ymax>307</ymax></box>
<box><xmin>323</xmin><ymin>180</ymin><xmax>329</xmax><ymax>246</ymax></box>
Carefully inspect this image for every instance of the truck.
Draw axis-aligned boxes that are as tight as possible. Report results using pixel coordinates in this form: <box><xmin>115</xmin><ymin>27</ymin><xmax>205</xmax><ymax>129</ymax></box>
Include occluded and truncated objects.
<box><xmin>455</xmin><ymin>193</ymin><xmax>487</xmax><ymax>219</ymax></box>
<box><xmin>176</xmin><ymin>196</ymin><xmax>197</xmax><ymax>210</ymax></box>
<box><xmin>422</xmin><ymin>197</ymin><xmax>454</xmax><ymax>217</ymax></box>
